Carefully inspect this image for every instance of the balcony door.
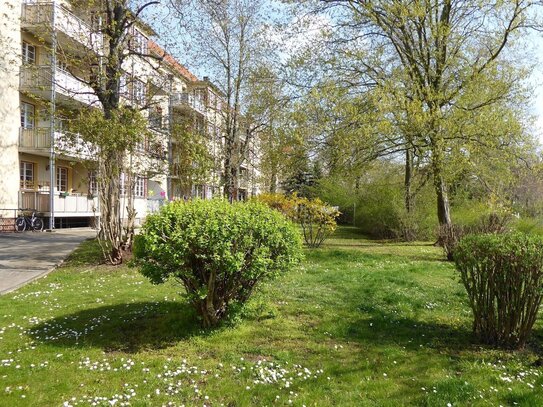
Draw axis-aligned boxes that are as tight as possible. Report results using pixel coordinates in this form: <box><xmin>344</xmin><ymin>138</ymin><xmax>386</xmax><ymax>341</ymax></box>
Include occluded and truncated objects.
<box><xmin>56</xmin><ymin>166</ymin><xmax>68</xmax><ymax>192</ymax></box>
<box><xmin>20</xmin><ymin>102</ymin><xmax>35</xmax><ymax>129</ymax></box>
<box><xmin>20</xmin><ymin>161</ymin><xmax>35</xmax><ymax>190</ymax></box>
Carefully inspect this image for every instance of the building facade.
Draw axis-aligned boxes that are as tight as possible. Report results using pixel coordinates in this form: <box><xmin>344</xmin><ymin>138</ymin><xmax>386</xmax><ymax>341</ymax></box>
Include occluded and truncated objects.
<box><xmin>0</xmin><ymin>0</ymin><xmax>261</xmax><ymax>232</ymax></box>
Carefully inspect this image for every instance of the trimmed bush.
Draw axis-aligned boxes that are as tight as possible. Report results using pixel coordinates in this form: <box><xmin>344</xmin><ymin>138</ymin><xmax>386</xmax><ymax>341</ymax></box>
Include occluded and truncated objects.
<box><xmin>133</xmin><ymin>199</ymin><xmax>303</xmax><ymax>328</ymax></box>
<box><xmin>296</xmin><ymin>197</ymin><xmax>340</xmax><ymax>248</ymax></box>
<box><xmin>255</xmin><ymin>193</ymin><xmax>340</xmax><ymax>248</ymax></box>
<box><xmin>454</xmin><ymin>233</ymin><xmax>543</xmax><ymax>349</ymax></box>
<box><xmin>439</xmin><ymin>212</ymin><xmax>512</xmax><ymax>261</ymax></box>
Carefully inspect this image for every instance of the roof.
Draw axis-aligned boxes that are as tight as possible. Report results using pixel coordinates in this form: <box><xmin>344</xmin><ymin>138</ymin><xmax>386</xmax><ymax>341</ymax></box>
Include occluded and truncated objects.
<box><xmin>148</xmin><ymin>40</ymin><xmax>199</xmax><ymax>82</ymax></box>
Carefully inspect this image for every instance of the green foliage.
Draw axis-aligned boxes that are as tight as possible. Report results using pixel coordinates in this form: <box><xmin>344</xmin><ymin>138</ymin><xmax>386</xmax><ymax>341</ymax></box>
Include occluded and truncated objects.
<box><xmin>353</xmin><ymin>166</ymin><xmax>437</xmax><ymax>241</ymax></box>
<box><xmin>454</xmin><ymin>233</ymin><xmax>543</xmax><ymax>349</ymax></box>
<box><xmin>296</xmin><ymin>196</ymin><xmax>340</xmax><ymax>248</ymax></box>
<box><xmin>67</xmin><ymin>107</ymin><xmax>149</xmax><ymax>155</ymax></box>
<box><xmin>255</xmin><ymin>193</ymin><xmax>340</xmax><ymax>248</ymax></box>
<box><xmin>311</xmin><ymin>177</ymin><xmax>357</xmax><ymax>224</ymax></box>
<box><xmin>170</xmin><ymin>122</ymin><xmax>214</xmax><ymax>196</ymax></box>
<box><xmin>513</xmin><ymin>217</ymin><xmax>543</xmax><ymax>235</ymax></box>
<box><xmin>133</xmin><ymin>199</ymin><xmax>303</xmax><ymax>327</ymax></box>
<box><xmin>439</xmin><ymin>212</ymin><xmax>512</xmax><ymax>261</ymax></box>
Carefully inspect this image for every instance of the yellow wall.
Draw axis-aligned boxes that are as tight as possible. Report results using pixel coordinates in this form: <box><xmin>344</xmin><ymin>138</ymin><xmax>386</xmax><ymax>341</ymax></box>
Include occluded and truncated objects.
<box><xmin>18</xmin><ymin>153</ymin><xmax>91</xmax><ymax>194</ymax></box>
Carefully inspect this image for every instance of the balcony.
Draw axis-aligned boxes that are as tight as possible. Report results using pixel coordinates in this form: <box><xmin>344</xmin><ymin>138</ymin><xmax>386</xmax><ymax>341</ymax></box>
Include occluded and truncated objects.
<box><xmin>19</xmin><ymin>191</ymin><xmax>99</xmax><ymax>217</ymax></box>
<box><xmin>20</xmin><ymin>65</ymin><xmax>98</xmax><ymax>106</ymax></box>
<box><xmin>21</xmin><ymin>1</ymin><xmax>102</xmax><ymax>53</ymax></box>
<box><xmin>19</xmin><ymin>127</ymin><xmax>97</xmax><ymax>160</ymax></box>
<box><xmin>171</xmin><ymin>92</ymin><xmax>206</xmax><ymax>116</ymax></box>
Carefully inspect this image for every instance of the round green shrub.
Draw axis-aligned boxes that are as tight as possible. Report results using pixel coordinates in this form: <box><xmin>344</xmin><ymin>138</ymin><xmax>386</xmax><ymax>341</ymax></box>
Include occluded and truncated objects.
<box><xmin>454</xmin><ymin>233</ymin><xmax>543</xmax><ymax>349</ymax></box>
<box><xmin>133</xmin><ymin>199</ymin><xmax>303</xmax><ymax>327</ymax></box>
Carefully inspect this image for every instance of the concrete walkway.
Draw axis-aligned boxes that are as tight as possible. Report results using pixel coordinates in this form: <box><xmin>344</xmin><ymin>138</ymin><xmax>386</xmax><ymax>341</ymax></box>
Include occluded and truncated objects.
<box><xmin>0</xmin><ymin>229</ymin><xmax>96</xmax><ymax>294</ymax></box>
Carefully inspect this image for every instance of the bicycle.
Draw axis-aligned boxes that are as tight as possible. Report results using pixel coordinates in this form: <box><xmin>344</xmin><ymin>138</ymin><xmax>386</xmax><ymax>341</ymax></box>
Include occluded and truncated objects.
<box><xmin>15</xmin><ymin>209</ymin><xmax>44</xmax><ymax>232</ymax></box>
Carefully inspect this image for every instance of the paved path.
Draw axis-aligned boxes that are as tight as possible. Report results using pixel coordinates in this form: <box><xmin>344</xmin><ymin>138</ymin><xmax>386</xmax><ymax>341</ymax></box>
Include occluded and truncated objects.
<box><xmin>0</xmin><ymin>229</ymin><xmax>96</xmax><ymax>294</ymax></box>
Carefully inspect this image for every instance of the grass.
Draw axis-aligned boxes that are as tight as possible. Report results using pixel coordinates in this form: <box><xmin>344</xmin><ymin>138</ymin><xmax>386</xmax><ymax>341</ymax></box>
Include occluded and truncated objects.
<box><xmin>1</xmin><ymin>226</ymin><xmax>543</xmax><ymax>406</ymax></box>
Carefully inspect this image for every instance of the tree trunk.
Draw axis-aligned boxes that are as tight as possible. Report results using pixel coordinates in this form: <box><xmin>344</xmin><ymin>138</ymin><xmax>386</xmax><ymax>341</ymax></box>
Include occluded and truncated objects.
<box><xmin>404</xmin><ymin>147</ymin><xmax>413</xmax><ymax>214</ymax></box>
<box><xmin>123</xmin><ymin>172</ymin><xmax>136</xmax><ymax>251</ymax></box>
<box><xmin>99</xmin><ymin>150</ymin><xmax>123</xmax><ymax>265</ymax></box>
<box><xmin>269</xmin><ymin>170</ymin><xmax>278</xmax><ymax>193</ymax></box>
<box><xmin>430</xmin><ymin>142</ymin><xmax>452</xmax><ymax>226</ymax></box>
<box><xmin>435</xmin><ymin>173</ymin><xmax>452</xmax><ymax>226</ymax></box>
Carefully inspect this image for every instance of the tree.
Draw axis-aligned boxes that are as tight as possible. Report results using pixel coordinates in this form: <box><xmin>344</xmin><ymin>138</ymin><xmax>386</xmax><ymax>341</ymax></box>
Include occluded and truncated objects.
<box><xmin>299</xmin><ymin>0</ymin><xmax>539</xmax><ymax>227</ymax></box>
<box><xmin>67</xmin><ymin>107</ymin><xmax>155</xmax><ymax>260</ymax></box>
<box><xmin>245</xmin><ymin>65</ymin><xmax>293</xmax><ymax>193</ymax></box>
<box><xmin>171</xmin><ymin>0</ymin><xmax>270</xmax><ymax>201</ymax></box>
<box><xmin>169</xmin><ymin>121</ymin><xmax>214</xmax><ymax>198</ymax></box>
<box><xmin>51</xmin><ymin>0</ymin><xmax>166</xmax><ymax>263</ymax></box>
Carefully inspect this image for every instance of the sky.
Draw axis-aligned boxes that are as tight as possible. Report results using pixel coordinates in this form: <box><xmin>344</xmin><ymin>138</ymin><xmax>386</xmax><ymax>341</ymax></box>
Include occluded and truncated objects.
<box><xmin>148</xmin><ymin>1</ymin><xmax>543</xmax><ymax>144</ymax></box>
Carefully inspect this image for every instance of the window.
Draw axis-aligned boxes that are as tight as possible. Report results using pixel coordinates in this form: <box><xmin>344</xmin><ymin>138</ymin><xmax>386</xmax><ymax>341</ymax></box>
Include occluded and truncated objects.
<box><xmin>56</xmin><ymin>167</ymin><xmax>68</xmax><ymax>192</ymax></box>
<box><xmin>119</xmin><ymin>172</ymin><xmax>127</xmax><ymax>196</ymax></box>
<box><xmin>149</xmin><ymin>107</ymin><xmax>162</xmax><ymax>129</ymax></box>
<box><xmin>88</xmin><ymin>171</ymin><xmax>98</xmax><ymax>195</ymax></box>
<box><xmin>134</xmin><ymin>176</ymin><xmax>146</xmax><ymax>198</ymax></box>
<box><xmin>133</xmin><ymin>79</ymin><xmax>146</xmax><ymax>105</ymax></box>
<box><xmin>131</xmin><ymin>29</ymin><xmax>148</xmax><ymax>54</ymax></box>
<box><xmin>22</xmin><ymin>41</ymin><xmax>36</xmax><ymax>65</ymax></box>
<box><xmin>20</xmin><ymin>161</ymin><xmax>34</xmax><ymax>189</ymax></box>
<box><xmin>120</xmin><ymin>73</ymin><xmax>129</xmax><ymax>97</ymax></box>
<box><xmin>20</xmin><ymin>102</ymin><xmax>35</xmax><ymax>129</ymax></box>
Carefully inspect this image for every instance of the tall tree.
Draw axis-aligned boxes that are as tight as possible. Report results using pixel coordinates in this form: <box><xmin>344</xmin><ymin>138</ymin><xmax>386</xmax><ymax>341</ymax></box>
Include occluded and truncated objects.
<box><xmin>54</xmin><ymin>0</ymin><xmax>164</xmax><ymax>263</ymax></box>
<box><xmin>171</xmin><ymin>0</ymin><xmax>269</xmax><ymax>201</ymax></box>
<box><xmin>300</xmin><ymin>0</ymin><xmax>539</xmax><ymax>226</ymax></box>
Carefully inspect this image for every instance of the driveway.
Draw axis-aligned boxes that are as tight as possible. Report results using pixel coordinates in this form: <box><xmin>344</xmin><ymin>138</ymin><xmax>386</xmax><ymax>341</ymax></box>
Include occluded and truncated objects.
<box><xmin>0</xmin><ymin>229</ymin><xmax>96</xmax><ymax>294</ymax></box>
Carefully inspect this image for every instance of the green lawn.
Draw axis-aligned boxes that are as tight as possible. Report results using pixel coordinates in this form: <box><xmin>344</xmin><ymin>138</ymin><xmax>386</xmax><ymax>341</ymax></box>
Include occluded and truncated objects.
<box><xmin>1</xmin><ymin>227</ymin><xmax>543</xmax><ymax>406</ymax></box>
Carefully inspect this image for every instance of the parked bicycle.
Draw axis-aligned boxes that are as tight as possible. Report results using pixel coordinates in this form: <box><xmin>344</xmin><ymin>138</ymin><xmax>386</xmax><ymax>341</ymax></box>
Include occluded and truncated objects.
<box><xmin>15</xmin><ymin>209</ymin><xmax>44</xmax><ymax>232</ymax></box>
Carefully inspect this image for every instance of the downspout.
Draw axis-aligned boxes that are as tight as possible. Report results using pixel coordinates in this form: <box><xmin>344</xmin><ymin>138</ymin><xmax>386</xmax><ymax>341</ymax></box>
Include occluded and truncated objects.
<box><xmin>48</xmin><ymin>1</ymin><xmax>57</xmax><ymax>231</ymax></box>
<box><xmin>167</xmin><ymin>74</ymin><xmax>173</xmax><ymax>200</ymax></box>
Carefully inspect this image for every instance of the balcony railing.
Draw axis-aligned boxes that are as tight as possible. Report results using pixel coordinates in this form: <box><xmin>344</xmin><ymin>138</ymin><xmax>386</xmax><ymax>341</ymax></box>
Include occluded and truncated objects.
<box><xmin>171</xmin><ymin>92</ymin><xmax>206</xmax><ymax>116</ymax></box>
<box><xmin>19</xmin><ymin>191</ymin><xmax>99</xmax><ymax>215</ymax></box>
<box><xmin>21</xmin><ymin>1</ymin><xmax>102</xmax><ymax>52</ymax></box>
<box><xmin>20</xmin><ymin>65</ymin><xmax>98</xmax><ymax>105</ymax></box>
<box><xmin>19</xmin><ymin>127</ymin><xmax>51</xmax><ymax>150</ymax></box>
<box><xmin>19</xmin><ymin>127</ymin><xmax>97</xmax><ymax>159</ymax></box>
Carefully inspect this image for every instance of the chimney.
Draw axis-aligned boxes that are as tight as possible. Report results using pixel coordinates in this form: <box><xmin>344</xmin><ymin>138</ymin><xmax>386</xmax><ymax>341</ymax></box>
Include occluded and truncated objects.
<box><xmin>203</xmin><ymin>76</ymin><xmax>209</xmax><ymax>82</ymax></box>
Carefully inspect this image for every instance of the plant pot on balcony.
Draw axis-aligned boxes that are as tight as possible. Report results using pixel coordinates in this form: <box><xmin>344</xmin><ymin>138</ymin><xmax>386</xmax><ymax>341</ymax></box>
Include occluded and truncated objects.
<box><xmin>59</xmin><ymin>192</ymin><xmax>70</xmax><ymax>198</ymax></box>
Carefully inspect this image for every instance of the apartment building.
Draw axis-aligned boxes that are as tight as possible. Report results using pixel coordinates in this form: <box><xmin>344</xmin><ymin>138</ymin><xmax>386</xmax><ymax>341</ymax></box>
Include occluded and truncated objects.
<box><xmin>0</xmin><ymin>0</ymin><xmax>261</xmax><ymax>232</ymax></box>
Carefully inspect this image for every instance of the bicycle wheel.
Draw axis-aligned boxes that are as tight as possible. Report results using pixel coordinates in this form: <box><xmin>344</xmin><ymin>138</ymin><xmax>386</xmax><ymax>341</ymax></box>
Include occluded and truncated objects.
<box><xmin>32</xmin><ymin>218</ymin><xmax>44</xmax><ymax>232</ymax></box>
<box><xmin>15</xmin><ymin>217</ymin><xmax>26</xmax><ymax>232</ymax></box>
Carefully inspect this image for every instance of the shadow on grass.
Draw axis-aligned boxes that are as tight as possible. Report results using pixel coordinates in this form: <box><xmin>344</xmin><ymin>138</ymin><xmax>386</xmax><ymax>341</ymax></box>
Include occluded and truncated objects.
<box><xmin>346</xmin><ymin>314</ymin><xmax>473</xmax><ymax>352</ymax></box>
<box><xmin>28</xmin><ymin>301</ymin><xmax>202</xmax><ymax>353</ymax></box>
<box><xmin>334</xmin><ymin>300</ymin><xmax>476</xmax><ymax>353</ymax></box>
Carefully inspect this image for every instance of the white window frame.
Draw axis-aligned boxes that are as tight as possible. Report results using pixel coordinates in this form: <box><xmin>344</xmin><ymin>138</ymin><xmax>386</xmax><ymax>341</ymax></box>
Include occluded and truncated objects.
<box><xmin>56</xmin><ymin>166</ymin><xmax>68</xmax><ymax>192</ymax></box>
<box><xmin>22</xmin><ymin>41</ymin><xmax>36</xmax><ymax>65</ymax></box>
<box><xmin>134</xmin><ymin>176</ymin><xmax>146</xmax><ymax>198</ymax></box>
<box><xmin>20</xmin><ymin>161</ymin><xmax>35</xmax><ymax>190</ymax></box>
<box><xmin>20</xmin><ymin>102</ymin><xmax>35</xmax><ymax>129</ymax></box>
<box><xmin>120</xmin><ymin>73</ymin><xmax>129</xmax><ymax>97</ymax></box>
<box><xmin>131</xmin><ymin>29</ymin><xmax>148</xmax><ymax>54</ymax></box>
<box><xmin>120</xmin><ymin>172</ymin><xmax>127</xmax><ymax>196</ymax></box>
<box><xmin>133</xmin><ymin>79</ymin><xmax>146</xmax><ymax>105</ymax></box>
<box><xmin>88</xmin><ymin>171</ymin><xmax>98</xmax><ymax>195</ymax></box>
